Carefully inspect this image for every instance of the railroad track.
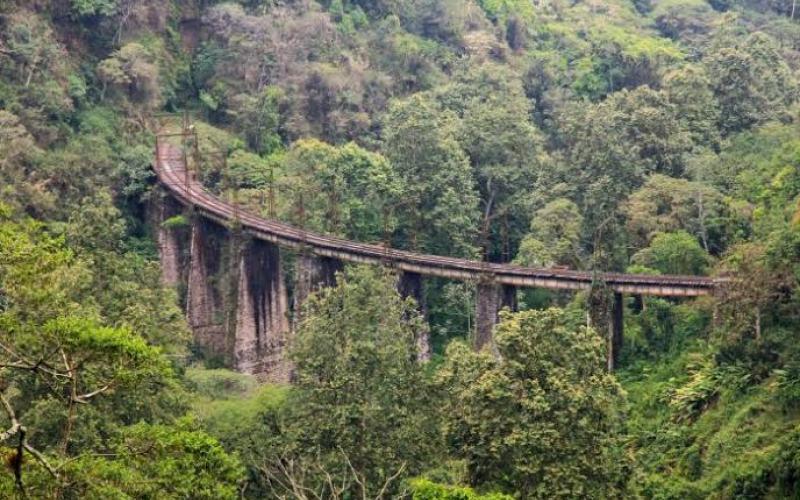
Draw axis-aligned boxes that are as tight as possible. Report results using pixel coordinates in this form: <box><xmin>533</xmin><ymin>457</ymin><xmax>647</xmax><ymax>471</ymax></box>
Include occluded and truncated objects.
<box><xmin>154</xmin><ymin>141</ymin><xmax>718</xmax><ymax>297</ymax></box>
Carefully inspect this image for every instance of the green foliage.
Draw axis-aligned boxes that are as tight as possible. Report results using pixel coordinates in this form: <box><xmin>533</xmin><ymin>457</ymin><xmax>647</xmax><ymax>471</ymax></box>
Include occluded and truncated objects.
<box><xmin>632</xmin><ymin>231</ymin><xmax>712</xmax><ymax>275</ymax></box>
<box><xmin>226</xmin><ymin>86</ymin><xmax>283</xmax><ymax>154</ymax></box>
<box><xmin>554</xmin><ymin>85</ymin><xmax>695</xmax><ymax>263</ymax></box>
<box><xmin>623</xmin><ymin>330</ymin><xmax>800</xmax><ymax>498</ymax></box>
<box><xmin>161</xmin><ymin>214</ymin><xmax>189</xmax><ymax>229</ymax></box>
<box><xmin>70</xmin><ymin>0</ymin><xmax>117</xmax><ymax>16</ymax></box>
<box><xmin>61</xmin><ymin>419</ymin><xmax>244</xmax><ymax>499</ymax></box>
<box><xmin>436</xmin><ymin>63</ymin><xmax>547</xmax><ymax>260</ymax></box>
<box><xmin>625</xmin><ymin>174</ymin><xmax>734</xmax><ymax>254</ymax></box>
<box><xmin>476</xmin><ymin>0</ymin><xmax>534</xmax><ymax>21</ymax></box>
<box><xmin>0</xmin><ymin>206</ymin><xmax>244</xmax><ymax>498</ymax></box>
<box><xmin>184</xmin><ymin>366</ymin><xmax>261</xmax><ymax>400</ymax></box>
<box><xmin>667</xmin><ymin>355</ymin><xmax>723</xmax><ymax>423</ymax></box>
<box><xmin>48</xmin><ymin>316</ymin><xmax>169</xmax><ymax>382</ymax></box>
<box><xmin>5</xmin><ymin>0</ymin><xmax>800</xmax><ymax>497</ymax></box>
<box><xmin>193</xmin><ymin>378</ymin><xmax>287</xmax><ymax>445</ymax></box>
<box><xmin>775</xmin><ymin>354</ymin><xmax>800</xmax><ymax>410</ymax></box>
<box><xmin>437</xmin><ymin>308</ymin><xmax>628</xmax><ymax>498</ymax></box>
<box><xmin>515</xmin><ymin>198</ymin><xmax>583</xmax><ymax>268</ymax></box>
<box><xmin>662</xmin><ymin>65</ymin><xmax>720</xmax><ymax>149</ymax></box>
<box><xmin>706</xmin><ymin>32</ymin><xmax>798</xmax><ymax>136</ymax></box>
<box><xmin>651</xmin><ymin>0</ymin><xmax>717</xmax><ymax>41</ymax></box>
<box><xmin>383</xmin><ymin>94</ymin><xmax>479</xmax><ymax>257</ymax></box>
<box><xmin>274</xmin><ymin>139</ymin><xmax>403</xmax><ymax>242</ymax></box>
<box><xmin>98</xmin><ymin>42</ymin><xmax>162</xmax><ymax>109</ymax></box>
<box><xmin>410</xmin><ymin>478</ymin><xmax>513</xmax><ymax>499</ymax></box>
<box><xmin>187</xmin><ymin>369</ymin><xmax>290</xmax><ymax>497</ymax></box>
<box><xmin>266</xmin><ymin>266</ymin><xmax>439</xmax><ymax>497</ymax></box>
<box><xmin>569</xmin><ymin>24</ymin><xmax>683</xmax><ymax>99</ymax></box>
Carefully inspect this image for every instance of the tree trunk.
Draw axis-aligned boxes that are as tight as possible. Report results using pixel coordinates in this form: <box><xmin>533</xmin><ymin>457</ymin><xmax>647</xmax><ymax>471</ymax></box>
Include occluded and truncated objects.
<box><xmin>697</xmin><ymin>190</ymin><xmax>710</xmax><ymax>252</ymax></box>
<box><xmin>754</xmin><ymin>307</ymin><xmax>761</xmax><ymax>341</ymax></box>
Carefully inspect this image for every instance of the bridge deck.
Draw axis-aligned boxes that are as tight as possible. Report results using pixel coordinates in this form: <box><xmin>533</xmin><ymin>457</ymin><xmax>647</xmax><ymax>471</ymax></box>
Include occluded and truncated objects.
<box><xmin>154</xmin><ymin>142</ymin><xmax>717</xmax><ymax>297</ymax></box>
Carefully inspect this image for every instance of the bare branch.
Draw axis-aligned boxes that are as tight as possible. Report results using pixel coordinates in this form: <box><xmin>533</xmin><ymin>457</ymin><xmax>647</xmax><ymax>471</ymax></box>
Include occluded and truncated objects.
<box><xmin>0</xmin><ymin>391</ymin><xmax>58</xmax><ymax>479</ymax></box>
<box><xmin>339</xmin><ymin>448</ymin><xmax>367</xmax><ymax>500</ymax></box>
<box><xmin>0</xmin><ymin>340</ymin><xmax>69</xmax><ymax>379</ymax></box>
<box><xmin>60</xmin><ymin>348</ymin><xmax>71</xmax><ymax>376</ymax></box>
<box><xmin>263</xmin><ymin>457</ymin><xmax>320</xmax><ymax>500</ymax></box>
<box><xmin>375</xmin><ymin>462</ymin><xmax>407</xmax><ymax>499</ymax></box>
<box><xmin>74</xmin><ymin>383</ymin><xmax>112</xmax><ymax>403</ymax></box>
<box><xmin>0</xmin><ymin>391</ymin><xmax>21</xmax><ymax>442</ymax></box>
<box><xmin>22</xmin><ymin>440</ymin><xmax>57</xmax><ymax>477</ymax></box>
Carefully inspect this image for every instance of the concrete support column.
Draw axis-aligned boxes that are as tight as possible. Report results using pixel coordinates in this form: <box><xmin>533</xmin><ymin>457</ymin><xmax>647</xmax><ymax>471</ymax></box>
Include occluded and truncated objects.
<box><xmin>398</xmin><ymin>271</ymin><xmax>431</xmax><ymax>361</ymax></box>
<box><xmin>632</xmin><ymin>294</ymin><xmax>644</xmax><ymax>313</ymax></box>
<box><xmin>501</xmin><ymin>284</ymin><xmax>518</xmax><ymax>313</ymax></box>
<box><xmin>155</xmin><ymin>194</ymin><xmax>189</xmax><ymax>287</ymax></box>
<box><xmin>234</xmin><ymin>239</ymin><xmax>291</xmax><ymax>382</ymax></box>
<box><xmin>608</xmin><ymin>292</ymin><xmax>624</xmax><ymax>371</ymax></box>
<box><xmin>186</xmin><ymin>217</ymin><xmax>232</xmax><ymax>363</ymax></box>
<box><xmin>475</xmin><ymin>283</ymin><xmax>502</xmax><ymax>351</ymax></box>
<box><xmin>474</xmin><ymin>283</ymin><xmax>518</xmax><ymax>352</ymax></box>
<box><xmin>293</xmin><ymin>254</ymin><xmax>343</xmax><ymax>323</ymax></box>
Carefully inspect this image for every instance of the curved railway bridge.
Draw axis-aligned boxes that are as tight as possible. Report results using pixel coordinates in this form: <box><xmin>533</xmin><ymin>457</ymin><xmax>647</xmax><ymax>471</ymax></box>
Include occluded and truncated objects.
<box><xmin>152</xmin><ymin>139</ymin><xmax>719</xmax><ymax>380</ymax></box>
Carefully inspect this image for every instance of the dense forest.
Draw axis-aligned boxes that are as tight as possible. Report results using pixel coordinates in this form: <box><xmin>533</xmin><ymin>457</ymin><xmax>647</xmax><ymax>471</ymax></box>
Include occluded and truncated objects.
<box><xmin>3</xmin><ymin>0</ymin><xmax>800</xmax><ymax>497</ymax></box>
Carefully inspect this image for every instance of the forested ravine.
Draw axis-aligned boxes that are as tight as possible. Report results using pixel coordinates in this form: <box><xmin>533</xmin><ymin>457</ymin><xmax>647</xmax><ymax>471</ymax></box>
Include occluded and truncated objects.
<box><xmin>3</xmin><ymin>0</ymin><xmax>800</xmax><ymax>498</ymax></box>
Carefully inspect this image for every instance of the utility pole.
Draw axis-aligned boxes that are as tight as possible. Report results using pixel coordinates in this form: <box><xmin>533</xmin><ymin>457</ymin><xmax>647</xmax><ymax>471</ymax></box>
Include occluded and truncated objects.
<box><xmin>192</xmin><ymin>127</ymin><xmax>200</xmax><ymax>182</ymax></box>
<box><xmin>222</xmin><ymin>153</ymin><xmax>239</xmax><ymax>226</ymax></box>
<box><xmin>182</xmin><ymin>122</ymin><xmax>189</xmax><ymax>199</ymax></box>
<box><xmin>268</xmin><ymin>163</ymin><xmax>275</xmax><ymax>218</ymax></box>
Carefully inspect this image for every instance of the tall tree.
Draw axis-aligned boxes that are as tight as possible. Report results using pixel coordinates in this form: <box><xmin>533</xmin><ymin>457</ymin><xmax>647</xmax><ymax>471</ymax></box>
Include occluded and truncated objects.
<box><xmin>631</xmin><ymin>230</ymin><xmax>712</xmax><ymax>275</ymax></box>
<box><xmin>269</xmin><ymin>266</ymin><xmax>439</xmax><ymax>498</ymax></box>
<box><xmin>437</xmin><ymin>308</ymin><xmax>628</xmax><ymax>498</ymax></box>
<box><xmin>437</xmin><ymin>63</ymin><xmax>547</xmax><ymax>261</ymax></box>
<box><xmin>515</xmin><ymin>198</ymin><xmax>584</xmax><ymax>268</ymax></box>
<box><xmin>0</xmin><ymin>209</ymin><xmax>242</xmax><ymax>498</ymax></box>
<box><xmin>705</xmin><ymin>31</ymin><xmax>798</xmax><ymax>136</ymax></box>
<box><xmin>382</xmin><ymin>94</ymin><xmax>479</xmax><ymax>257</ymax></box>
<box><xmin>275</xmin><ymin>139</ymin><xmax>403</xmax><ymax>242</ymax></box>
<box><xmin>662</xmin><ymin>65</ymin><xmax>721</xmax><ymax>150</ymax></box>
<box><xmin>556</xmin><ymin>86</ymin><xmax>692</xmax><ymax>267</ymax></box>
<box><xmin>624</xmin><ymin>174</ymin><xmax>732</xmax><ymax>253</ymax></box>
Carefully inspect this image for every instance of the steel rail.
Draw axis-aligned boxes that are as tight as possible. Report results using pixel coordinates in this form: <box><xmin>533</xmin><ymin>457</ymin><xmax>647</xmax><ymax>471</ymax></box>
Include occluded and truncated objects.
<box><xmin>154</xmin><ymin>142</ymin><xmax>719</xmax><ymax>297</ymax></box>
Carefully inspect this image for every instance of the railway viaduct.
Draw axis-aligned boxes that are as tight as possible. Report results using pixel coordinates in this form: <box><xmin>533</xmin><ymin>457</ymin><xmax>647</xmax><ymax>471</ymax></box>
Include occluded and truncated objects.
<box><xmin>152</xmin><ymin>139</ymin><xmax>718</xmax><ymax>381</ymax></box>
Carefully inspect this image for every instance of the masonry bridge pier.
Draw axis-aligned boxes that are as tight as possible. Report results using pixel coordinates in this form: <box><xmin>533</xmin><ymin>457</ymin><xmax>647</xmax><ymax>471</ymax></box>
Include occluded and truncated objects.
<box><xmin>152</xmin><ymin>140</ymin><xmax>718</xmax><ymax>381</ymax></box>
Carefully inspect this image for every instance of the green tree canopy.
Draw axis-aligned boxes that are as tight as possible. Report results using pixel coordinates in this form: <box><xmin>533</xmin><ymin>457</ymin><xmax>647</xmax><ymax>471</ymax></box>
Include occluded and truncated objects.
<box><xmin>436</xmin><ymin>308</ymin><xmax>628</xmax><ymax>498</ymax></box>
<box><xmin>382</xmin><ymin>94</ymin><xmax>479</xmax><ymax>257</ymax></box>
<box><xmin>275</xmin><ymin>139</ymin><xmax>404</xmax><ymax>242</ymax></box>
<box><xmin>624</xmin><ymin>174</ymin><xmax>733</xmax><ymax>254</ymax></box>
<box><xmin>260</xmin><ymin>266</ymin><xmax>439</xmax><ymax>497</ymax></box>
<box><xmin>514</xmin><ymin>198</ymin><xmax>583</xmax><ymax>268</ymax></box>
<box><xmin>438</xmin><ymin>63</ymin><xmax>547</xmax><ymax>261</ymax></box>
<box><xmin>0</xmin><ymin>208</ymin><xmax>242</xmax><ymax>498</ymax></box>
<box><xmin>631</xmin><ymin>230</ymin><xmax>712</xmax><ymax>275</ymax></box>
<box><xmin>557</xmin><ymin>85</ymin><xmax>693</xmax><ymax>261</ymax></box>
<box><xmin>705</xmin><ymin>32</ymin><xmax>798</xmax><ymax>136</ymax></box>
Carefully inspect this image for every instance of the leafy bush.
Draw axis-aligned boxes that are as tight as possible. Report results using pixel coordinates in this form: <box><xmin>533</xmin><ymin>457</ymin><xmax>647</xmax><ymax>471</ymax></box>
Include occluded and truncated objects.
<box><xmin>410</xmin><ymin>479</ymin><xmax>513</xmax><ymax>500</ymax></box>
<box><xmin>437</xmin><ymin>308</ymin><xmax>629</xmax><ymax>498</ymax></box>
<box><xmin>668</xmin><ymin>356</ymin><xmax>720</xmax><ymax>423</ymax></box>
<box><xmin>184</xmin><ymin>367</ymin><xmax>259</xmax><ymax>399</ymax></box>
<box><xmin>161</xmin><ymin>214</ymin><xmax>189</xmax><ymax>229</ymax></box>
